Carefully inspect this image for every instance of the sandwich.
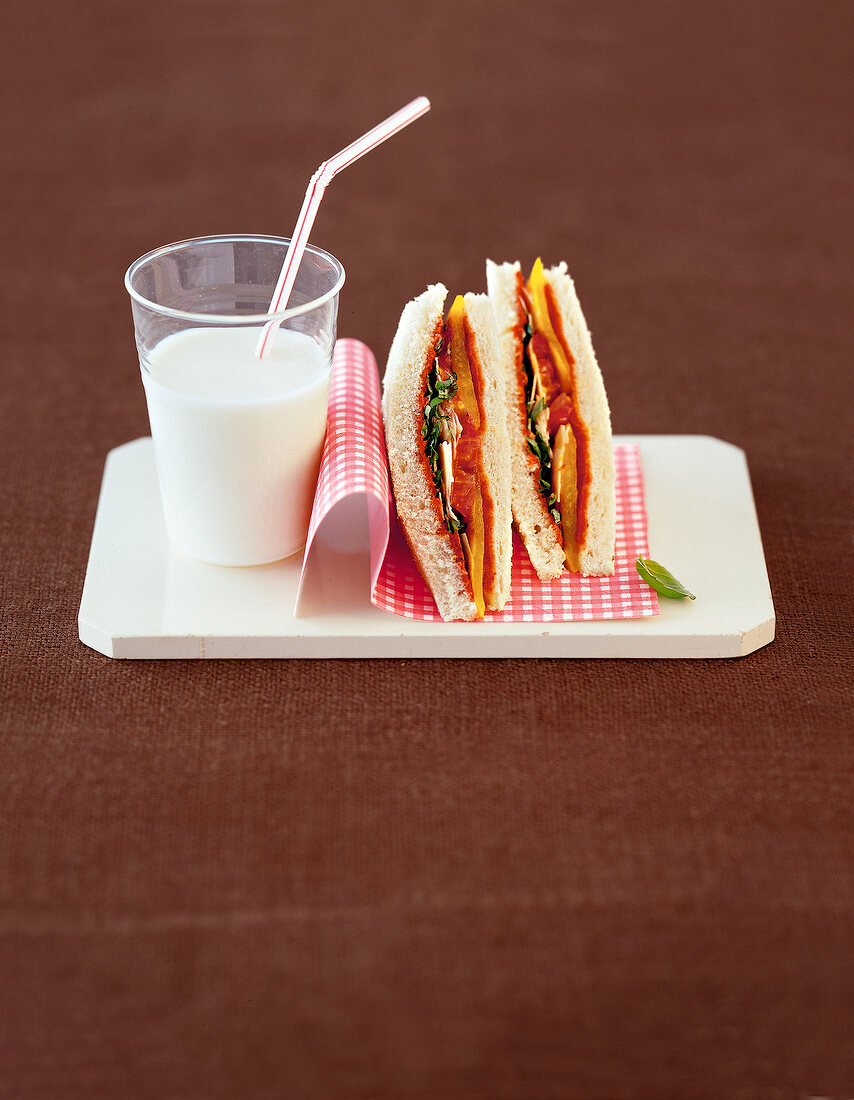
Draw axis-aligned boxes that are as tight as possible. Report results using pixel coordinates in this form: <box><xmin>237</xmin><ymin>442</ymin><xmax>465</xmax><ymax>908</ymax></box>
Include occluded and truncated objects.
<box><xmin>486</xmin><ymin>258</ymin><xmax>616</xmax><ymax>579</ymax></box>
<box><xmin>382</xmin><ymin>284</ymin><xmax>512</xmax><ymax>622</ymax></box>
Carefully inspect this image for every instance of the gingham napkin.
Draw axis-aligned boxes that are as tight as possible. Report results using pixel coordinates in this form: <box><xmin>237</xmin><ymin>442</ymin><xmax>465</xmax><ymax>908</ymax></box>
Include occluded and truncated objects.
<box><xmin>299</xmin><ymin>339</ymin><xmax>659</xmax><ymax>622</ymax></box>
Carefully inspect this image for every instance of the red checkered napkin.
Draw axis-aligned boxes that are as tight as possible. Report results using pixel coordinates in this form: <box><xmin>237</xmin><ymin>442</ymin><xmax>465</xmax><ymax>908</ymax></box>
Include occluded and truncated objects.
<box><xmin>376</xmin><ymin>442</ymin><xmax>658</xmax><ymax>621</ymax></box>
<box><xmin>298</xmin><ymin>339</ymin><xmax>659</xmax><ymax>623</ymax></box>
<box><xmin>298</xmin><ymin>338</ymin><xmax>391</xmax><ymax>599</ymax></box>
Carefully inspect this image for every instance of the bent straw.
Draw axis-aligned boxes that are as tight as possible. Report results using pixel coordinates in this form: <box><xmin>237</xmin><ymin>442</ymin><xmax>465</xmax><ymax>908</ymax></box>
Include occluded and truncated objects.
<box><xmin>256</xmin><ymin>95</ymin><xmax>431</xmax><ymax>358</ymax></box>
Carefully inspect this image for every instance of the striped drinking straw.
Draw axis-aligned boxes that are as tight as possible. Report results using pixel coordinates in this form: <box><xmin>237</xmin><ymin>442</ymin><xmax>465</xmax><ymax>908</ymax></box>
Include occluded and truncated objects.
<box><xmin>255</xmin><ymin>95</ymin><xmax>431</xmax><ymax>359</ymax></box>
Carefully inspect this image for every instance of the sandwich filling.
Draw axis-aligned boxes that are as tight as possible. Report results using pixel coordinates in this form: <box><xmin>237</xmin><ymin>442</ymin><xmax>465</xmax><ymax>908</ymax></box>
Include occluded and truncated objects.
<box><xmin>515</xmin><ymin>258</ymin><xmax>590</xmax><ymax>571</ymax></box>
<box><xmin>420</xmin><ymin>295</ymin><xmax>494</xmax><ymax>617</ymax></box>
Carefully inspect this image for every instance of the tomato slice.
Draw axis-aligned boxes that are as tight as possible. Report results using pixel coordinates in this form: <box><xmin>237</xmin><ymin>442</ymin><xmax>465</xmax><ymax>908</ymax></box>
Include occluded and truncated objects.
<box><xmin>547</xmin><ymin>392</ymin><xmax>573</xmax><ymax>436</ymax></box>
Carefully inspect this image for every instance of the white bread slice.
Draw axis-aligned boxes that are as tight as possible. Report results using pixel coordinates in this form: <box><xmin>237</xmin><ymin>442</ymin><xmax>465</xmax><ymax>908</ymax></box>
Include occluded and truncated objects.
<box><xmin>487</xmin><ymin>260</ymin><xmax>566</xmax><ymax>580</ymax></box>
<box><xmin>382</xmin><ymin>285</ymin><xmax>512</xmax><ymax>621</ymax></box>
<box><xmin>545</xmin><ymin>262</ymin><xmax>615</xmax><ymax>575</ymax></box>
<box><xmin>487</xmin><ymin>259</ymin><xmax>616</xmax><ymax>577</ymax></box>
<box><xmin>382</xmin><ymin>283</ymin><xmax>475</xmax><ymax>621</ymax></box>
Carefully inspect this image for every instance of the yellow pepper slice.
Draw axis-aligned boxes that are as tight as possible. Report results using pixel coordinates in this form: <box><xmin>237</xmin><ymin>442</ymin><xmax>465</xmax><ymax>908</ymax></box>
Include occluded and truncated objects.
<box><xmin>447</xmin><ymin>294</ymin><xmax>480</xmax><ymax>430</ymax></box>
<box><xmin>526</xmin><ymin>258</ymin><xmax>574</xmax><ymax>393</ymax></box>
<box><xmin>461</xmin><ymin>487</ymin><xmax>486</xmax><ymax>618</ymax></box>
<box><xmin>552</xmin><ymin>423</ymin><xmax>579</xmax><ymax>571</ymax></box>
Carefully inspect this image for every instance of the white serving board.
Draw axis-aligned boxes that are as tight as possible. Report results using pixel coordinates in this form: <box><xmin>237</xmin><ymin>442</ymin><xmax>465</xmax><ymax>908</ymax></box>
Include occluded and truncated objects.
<box><xmin>78</xmin><ymin>435</ymin><xmax>775</xmax><ymax>659</ymax></box>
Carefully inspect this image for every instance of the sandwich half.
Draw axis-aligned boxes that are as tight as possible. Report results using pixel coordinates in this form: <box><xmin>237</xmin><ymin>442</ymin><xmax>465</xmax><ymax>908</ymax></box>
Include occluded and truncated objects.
<box><xmin>486</xmin><ymin>258</ymin><xmax>616</xmax><ymax>578</ymax></box>
<box><xmin>382</xmin><ymin>284</ymin><xmax>512</xmax><ymax>622</ymax></box>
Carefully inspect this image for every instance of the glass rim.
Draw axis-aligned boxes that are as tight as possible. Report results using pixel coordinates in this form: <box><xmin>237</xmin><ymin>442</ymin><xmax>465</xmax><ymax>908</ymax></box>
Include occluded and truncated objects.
<box><xmin>124</xmin><ymin>234</ymin><xmax>346</xmax><ymax>324</ymax></box>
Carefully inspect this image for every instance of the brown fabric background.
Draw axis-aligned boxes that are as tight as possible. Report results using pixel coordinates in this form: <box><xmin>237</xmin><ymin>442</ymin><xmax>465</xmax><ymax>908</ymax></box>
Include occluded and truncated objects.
<box><xmin>1</xmin><ymin>0</ymin><xmax>852</xmax><ymax>1096</ymax></box>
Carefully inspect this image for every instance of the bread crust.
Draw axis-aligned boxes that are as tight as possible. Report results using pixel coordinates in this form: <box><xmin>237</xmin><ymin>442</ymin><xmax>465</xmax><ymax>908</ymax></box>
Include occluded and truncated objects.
<box><xmin>382</xmin><ymin>284</ymin><xmax>477</xmax><ymax>621</ymax></box>
<box><xmin>545</xmin><ymin>263</ymin><xmax>616</xmax><ymax>576</ymax></box>
<box><xmin>382</xmin><ymin>285</ymin><xmax>512</xmax><ymax>621</ymax></box>
<box><xmin>486</xmin><ymin>259</ymin><xmax>616</xmax><ymax>578</ymax></box>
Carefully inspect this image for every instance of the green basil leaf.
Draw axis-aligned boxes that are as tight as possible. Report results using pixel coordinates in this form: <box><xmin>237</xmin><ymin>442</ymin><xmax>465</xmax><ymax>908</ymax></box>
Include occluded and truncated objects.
<box><xmin>528</xmin><ymin>396</ymin><xmax>546</xmax><ymax>420</ymax></box>
<box><xmin>421</xmin><ymin>359</ymin><xmax>462</xmax><ymax>534</ymax></box>
<box><xmin>520</xmin><ymin>315</ymin><xmax>557</xmax><ymax>516</ymax></box>
<box><xmin>635</xmin><ymin>558</ymin><xmax>696</xmax><ymax>600</ymax></box>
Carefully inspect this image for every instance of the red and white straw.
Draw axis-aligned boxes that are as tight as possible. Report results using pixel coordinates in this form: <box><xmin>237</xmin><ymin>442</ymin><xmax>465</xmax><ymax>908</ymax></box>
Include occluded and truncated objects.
<box><xmin>255</xmin><ymin>95</ymin><xmax>431</xmax><ymax>358</ymax></box>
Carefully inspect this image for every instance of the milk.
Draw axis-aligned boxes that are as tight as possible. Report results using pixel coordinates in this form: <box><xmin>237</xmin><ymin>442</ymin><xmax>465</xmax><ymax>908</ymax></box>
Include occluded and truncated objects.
<box><xmin>142</xmin><ymin>326</ymin><xmax>331</xmax><ymax>565</ymax></box>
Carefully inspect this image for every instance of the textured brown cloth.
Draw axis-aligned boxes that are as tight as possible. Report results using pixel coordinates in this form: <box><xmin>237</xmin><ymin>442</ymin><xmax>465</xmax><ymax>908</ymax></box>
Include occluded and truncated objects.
<box><xmin>1</xmin><ymin>0</ymin><xmax>853</xmax><ymax>1096</ymax></box>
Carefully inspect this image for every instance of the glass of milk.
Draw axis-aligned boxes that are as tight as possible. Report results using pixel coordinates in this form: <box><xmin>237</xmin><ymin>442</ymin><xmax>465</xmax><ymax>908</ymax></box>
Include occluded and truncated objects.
<box><xmin>125</xmin><ymin>235</ymin><xmax>345</xmax><ymax>566</ymax></box>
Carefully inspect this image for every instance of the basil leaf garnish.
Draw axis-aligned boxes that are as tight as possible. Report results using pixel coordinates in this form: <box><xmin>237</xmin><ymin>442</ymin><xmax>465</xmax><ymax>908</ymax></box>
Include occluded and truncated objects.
<box><xmin>635</xmin><ymin>558</ymin><xmax>696</xmax><ymax>600</ymax></box>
